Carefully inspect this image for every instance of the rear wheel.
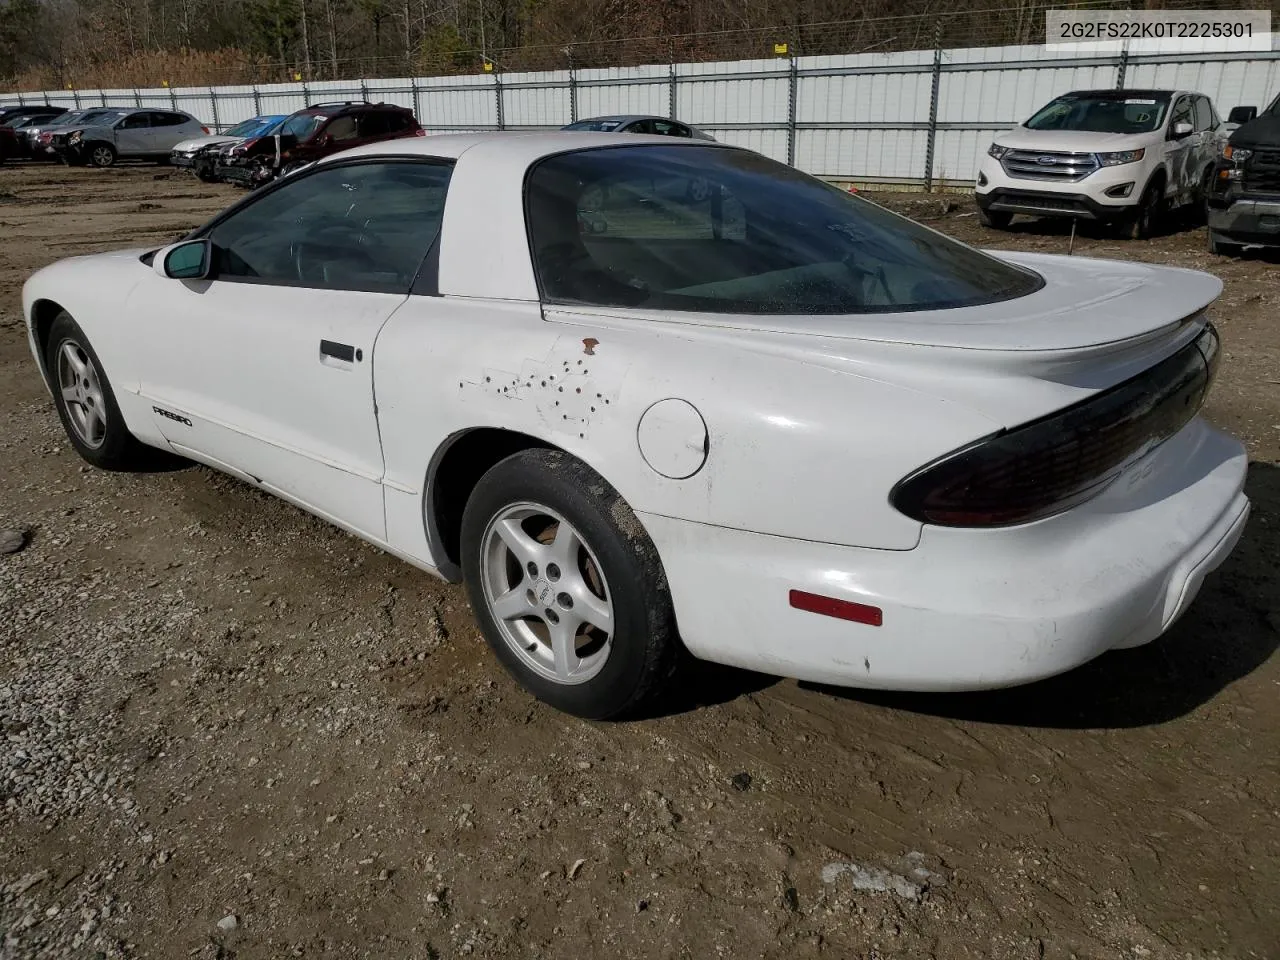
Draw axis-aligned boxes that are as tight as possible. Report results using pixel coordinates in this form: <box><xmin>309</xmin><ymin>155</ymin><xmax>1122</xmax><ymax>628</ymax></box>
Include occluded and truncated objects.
<box><xmin>87</xmin><ymin>142</ymin><xmax>116</xmax><ymax>168</ymax></box>
<box><xmin>460</xmin><ymin>449</ymin><xmax>680</xmax><ymax>720</ymax></box>
<box><xmin>978</xmin><ymin>207</ymin><xmax>1013</xmax><ymax>229</ymax></box>
<box><xmin>45</xmin><ymin>312</ymin><xmax>149</xmax><ymax>470</ymax></box>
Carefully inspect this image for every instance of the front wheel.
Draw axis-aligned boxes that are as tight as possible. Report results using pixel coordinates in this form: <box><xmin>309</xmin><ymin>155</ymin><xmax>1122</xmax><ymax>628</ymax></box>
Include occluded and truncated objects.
<box><xmin>977</xmin><ymin>206</ymin><xmax>1013</xmax><ymax>229</ymax></box>
<box><xmin>45</xmin><ymin>312</ymin><xmax>149</xmax><ymax>470</ymax></box>
<box><xmin>1207</xmin><ymin>230</ymin><xmax>1244</xmax><ymax>257</ymax></box>
<box><xmin>1115</xmin><ymin>180</ymin><xmax>1163</xmax><ymax>240</ymax></box>
<box><xmin>460</xmin><ymin>449</ymin><xmax>680</xmax><ymax>720</ymax></box>
<box><xmin>87</xmin><ymin>142</ymin><xmax>116</xmax><ymax>168</ymax></box>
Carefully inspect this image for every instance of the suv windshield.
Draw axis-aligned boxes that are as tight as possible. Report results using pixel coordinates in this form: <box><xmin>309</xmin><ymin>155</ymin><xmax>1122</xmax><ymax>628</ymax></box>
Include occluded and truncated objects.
<box><xmin>526</xmin><ymin>145</ymin><xmax>1042</xmax><ymax>315</ymax></box>
<box><xmin>282</xmin><ymin>114</ymin><xmax>326</xmax><ymax>139</ymax></box>
<box><xmin>1025</xmin><ymin>93</ymin><xmax>1171</xmax><ymax>134</ymax></box>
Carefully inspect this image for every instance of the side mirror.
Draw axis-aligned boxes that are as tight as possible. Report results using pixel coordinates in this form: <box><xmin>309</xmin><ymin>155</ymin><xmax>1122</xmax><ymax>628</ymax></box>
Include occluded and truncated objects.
<box><xmin>1227</xmin><ymin>106</ymin><xmax>1257</xmax><ymax>124</ymax></box>
<box><xmin>1172</xmin><ymin>121</ymin><xmax>1193</xmax><ymax>139</ymax></box>
<box><xmin>154</xmin><ymin>238</ymin><xmax>211</xmax><ymax>280</ymax></box>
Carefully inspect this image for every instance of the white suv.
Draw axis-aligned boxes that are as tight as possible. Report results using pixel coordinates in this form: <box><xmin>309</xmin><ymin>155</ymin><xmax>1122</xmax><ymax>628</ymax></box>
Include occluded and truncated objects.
<box><xmin>975</xmin><ymin>89</ymin><xmax>1225</xmax><ymax>239</ymax></box>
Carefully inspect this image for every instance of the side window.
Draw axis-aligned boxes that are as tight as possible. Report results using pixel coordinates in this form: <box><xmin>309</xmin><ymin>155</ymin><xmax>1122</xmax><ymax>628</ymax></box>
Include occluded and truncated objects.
<box><xmin>358</xmin><ymin>111</ymin><xmax>404</xmax><ymax>138</ymax></box>
<box><xmin>323</xmin><ymin>115</ymin><xmax>360</xmax><ymax>142</ymax></box>
<box><xmin>119</xmin><ymin>113</ymin><xmax>150</xmax><ymax>129</ymax></box>
<box><xmin>206</xmin><ymin>160</ymin><xmax>453</xmax><ymax>294</ymax></box>
<box><xmin>155</xmin><ymin>112</ymin><xmax>188</xmax><ymax>127</ymax></box>
<box><xmin>1168</xmin><ymin>97</ymin><xmax>1193</xmax><ymax>135</ymax></box>
<box><xmin>1193</xmin><ymin>97</ymin><xmax>1216</xmax><ymax>131</ymax></box>
<box><xmin>625</xmin><ymin>119</ymin><xmax>656</xmax><ymax>135</ymax></box>
<box><xmin>651</xmin><ymin>120</ymin><xmax>691</xmax><ymax>138</ymax></box>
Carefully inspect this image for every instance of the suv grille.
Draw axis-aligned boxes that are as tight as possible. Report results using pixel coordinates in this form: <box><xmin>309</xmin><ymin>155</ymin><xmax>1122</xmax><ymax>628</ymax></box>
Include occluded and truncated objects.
<box><xmin>1002</xmin><ymin>150</ymin><xmax>1099</xmax><ymax>182</ymax></box>
<box><xmin>1243</xmin><ymin>148</ymin><xmax>1280</xmax><ymax>194</ymax></box>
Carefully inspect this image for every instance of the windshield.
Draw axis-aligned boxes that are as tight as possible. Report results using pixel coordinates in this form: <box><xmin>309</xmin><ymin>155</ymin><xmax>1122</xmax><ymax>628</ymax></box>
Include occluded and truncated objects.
<box><xmin>226</xmin><ymin>116</ymin><xmax>279</xmax><ymax>138</ymax></box>
<box><xmin>281</xmin><ymin>114</ymin><xmax>326</xmax><ymax>139</ymax></box>
<box><xmin>1025</xmin><ymin>93</ymin><xmax>1170</xmax><ymax>134</ymax></box>
<box><xmin>526</xmin><ymin>145</ymin><xmax>1042</xmax><ymax>315</ymax></box>
<box><xmin>564</xmin><ymin>119</ymin><xmax>626</xmax><ymax>132</ymax></box>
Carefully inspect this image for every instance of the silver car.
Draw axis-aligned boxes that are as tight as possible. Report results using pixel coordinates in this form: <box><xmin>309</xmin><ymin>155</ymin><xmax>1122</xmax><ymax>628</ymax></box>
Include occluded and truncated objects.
<box><xmin>561</xmin><ymin>115</ymin><xmax>716</xmax><ymax>140</ymax></box>
<box><xmin>50</xmin><ymin>108</ymin><xmax>208</xmax><ymax>167</ymax></box>
<box><xmin>25</xmin><ymin>108</ymin><xmax>123</xmax><ymax>159</ymax></box>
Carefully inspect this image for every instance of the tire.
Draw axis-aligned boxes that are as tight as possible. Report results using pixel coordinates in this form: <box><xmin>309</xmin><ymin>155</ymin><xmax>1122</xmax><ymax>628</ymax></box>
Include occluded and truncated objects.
<box><xmin>195</xmin><ymin>165</ymin><xmax>218</xmax><ymax>184</ymax></box>
<box><xmin>87</xmin><ymin>142</ymin><xmax>116</xmax><ymax>168</ymax></box>
<box><xmin>978</xmin><ymin>207</ymin><xmax>1013</xmax><ymax>229</ymax></box>
<box><xmin>460</xmin><ymin>449</ymin><xmax>680</xmax><ymax>720</ymax></box>
<box><xmin>1115</xmin><ymin>179</ymin><xmax>1163</xmax><ymax>240</ymax></box>
<box><xmin>1207</xmin><ymin>230</ymin><xmax>1244</xmax><ymax>257</ymax></box>
<box><xmin>45</xmin><ymin>312</ymin><xmax>149</xmax><ymax>470</ymax></box>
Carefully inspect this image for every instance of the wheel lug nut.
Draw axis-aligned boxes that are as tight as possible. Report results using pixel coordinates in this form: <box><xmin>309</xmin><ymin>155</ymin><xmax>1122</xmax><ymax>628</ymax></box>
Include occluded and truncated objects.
<box><xmin>545</xmin><ymin>609</ymin><xmax>559</xmax><ymax>624</ymax></box>
<box><xmin>558</xmin><ymin>592</ymin><xmax>573</xmax><ymax>609</ymax></box>
<box><xmin>546</xmin><ymin>563</ymin><xmax>561</xmax><ymax>581</ymax></box>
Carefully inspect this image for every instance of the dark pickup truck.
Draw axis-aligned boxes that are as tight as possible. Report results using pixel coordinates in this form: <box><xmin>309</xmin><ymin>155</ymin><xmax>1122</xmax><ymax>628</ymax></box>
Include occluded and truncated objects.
<box><xmin>1207</xmin><ymin>95</ymin><xmax>1280</xmax><ymax>255</ymax></box>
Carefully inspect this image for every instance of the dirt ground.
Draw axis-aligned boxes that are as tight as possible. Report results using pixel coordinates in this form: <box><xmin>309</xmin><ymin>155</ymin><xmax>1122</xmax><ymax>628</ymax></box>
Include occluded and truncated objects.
<box><xmin>1</xmin><ymin>163</ymin><xmax>1277</xmax><ymax>960</ymax></box>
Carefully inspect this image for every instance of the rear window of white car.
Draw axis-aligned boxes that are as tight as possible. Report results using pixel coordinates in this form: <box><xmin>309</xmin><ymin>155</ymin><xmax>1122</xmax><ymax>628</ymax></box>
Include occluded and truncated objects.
<box><xmin>525</xmin><ymin>145</ymin><xmax>1042</xmax><ymax>315</ymax></box>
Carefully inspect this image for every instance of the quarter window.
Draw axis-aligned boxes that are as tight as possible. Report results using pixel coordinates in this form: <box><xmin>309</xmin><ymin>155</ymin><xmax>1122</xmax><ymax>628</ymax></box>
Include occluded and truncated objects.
<box><xmin>1169</xmin><ymin>97</ymin><xmax>1193</xmax><ymax>133</ymax></box>
<box><xmin>119</xmin><ymin>113</ymin><xmax>150</xmax><ymax>129</ymax></box>
<box><xmin>526</xmin><ymin>145</ymin><xmax>1042</xmax><ymax>314</ymax></box>
<box><xmin>205</xmin><ymin>160</ymin><xmax>453</xmax><ymax>294</ymax></box>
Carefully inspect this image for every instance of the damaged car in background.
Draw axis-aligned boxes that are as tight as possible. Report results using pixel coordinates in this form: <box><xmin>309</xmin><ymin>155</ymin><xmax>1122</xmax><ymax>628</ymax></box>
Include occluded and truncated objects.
<box><xmin>51</xmin><ymin>108</ymin><xmax>208</xmax><ymax>167</ymax></box>
<box><xmin>21</xmin><ymin>133</ymin><xmax>1250</xmax><ymax>720</ymax></box>
<box><xmin>213</xmin><ymin>101</ymin><xmax>422</xmax><ymax>187</ymax></box>
<box><xmin>171</xmin><ymin>114</ymin><xmax>286</xmax><ymax>182</ymax></box>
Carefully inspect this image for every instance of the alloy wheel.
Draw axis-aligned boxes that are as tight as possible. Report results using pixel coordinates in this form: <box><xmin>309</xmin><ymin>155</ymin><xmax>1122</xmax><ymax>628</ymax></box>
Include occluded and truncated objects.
<box><xmin>56</xmin><ymin>339</ymin><xmax>106</xmax><ymax>449</ymax></box>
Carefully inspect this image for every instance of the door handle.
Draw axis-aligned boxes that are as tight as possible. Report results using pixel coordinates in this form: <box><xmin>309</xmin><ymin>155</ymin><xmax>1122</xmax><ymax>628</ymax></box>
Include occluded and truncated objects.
<box><xmin>319</xmin><ymin>339</ymin><xmax>361</xmax><ymax>363</ymax></box>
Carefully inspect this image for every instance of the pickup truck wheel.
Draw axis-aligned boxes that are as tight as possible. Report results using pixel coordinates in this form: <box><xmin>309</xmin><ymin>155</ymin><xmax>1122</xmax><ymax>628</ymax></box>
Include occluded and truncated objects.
<box><xmin>88</xmin><ymin>143</ymin><xmax>116</xmax><ymax>168</ymax></box>
<box><xmin>1207</xmin><ymin>230</ymin><xmax>1244</xmax><ymax>257</ymax></box>
<box><xmin>978</xmin><ymin>207</ymin><xmax>1013</xmax><ymax>229</ymax></box>
<box><xmin>460</xmin><ymin>449</ymin><xmax>681</xmax><ymax>720</ymax></box>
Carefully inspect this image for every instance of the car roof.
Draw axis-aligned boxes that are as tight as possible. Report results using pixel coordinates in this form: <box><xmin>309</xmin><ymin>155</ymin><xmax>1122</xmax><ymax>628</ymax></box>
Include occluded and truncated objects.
<box><xmin>326</xmin><ymin>129</ymin><xmax>728</xmax><ymax>163</ymax></box>
<box><xmin>321</xmin><ymin>131</ymin><xmax>736</xmax><ymax>302</ymax></box>
<box><xmin>571</xmin><ymin>115</ymin><xmax>684</xmax><ymax>124</ymax></box>
<box><xmin>1059</xmin><ymin>89</ymin><xmax>1184</xmax><ymax>99</ymax></box>
<box><xmin>296</xmin><ymin>101</ymin><xmax>412</xmax><ymax>116</ymax></box>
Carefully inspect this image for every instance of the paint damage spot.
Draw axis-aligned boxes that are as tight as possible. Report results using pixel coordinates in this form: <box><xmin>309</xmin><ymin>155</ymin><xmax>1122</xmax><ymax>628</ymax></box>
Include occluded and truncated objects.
<box><xmin>582</xmin><ymin>337</ymin><xmax>599</xmax><ymax>355</ymax></box>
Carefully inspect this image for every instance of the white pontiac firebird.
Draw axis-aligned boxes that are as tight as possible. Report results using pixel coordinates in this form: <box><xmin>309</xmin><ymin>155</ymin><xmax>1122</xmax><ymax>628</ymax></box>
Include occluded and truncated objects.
<box><xmin>23</xmin><ymin>132</ymin><xmax>1251</xmax><ymax>719</ymax></box>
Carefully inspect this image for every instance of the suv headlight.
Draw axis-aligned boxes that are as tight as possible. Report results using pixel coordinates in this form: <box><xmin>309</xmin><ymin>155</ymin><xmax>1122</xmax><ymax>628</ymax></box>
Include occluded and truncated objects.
<box><xmin>987</xmin><ymin>143</ymin><xmax>1010</xmax><ymax>160</ymax></box>
<box><xmin>1096</xmin><ymin>149</ymin><xmax>1145</xmax><ymax>166</ymax></box>
<box><xmin>1222</xmin><ymin>144</ymin><xmax>1251</xmax><ymax>163</ymax></box>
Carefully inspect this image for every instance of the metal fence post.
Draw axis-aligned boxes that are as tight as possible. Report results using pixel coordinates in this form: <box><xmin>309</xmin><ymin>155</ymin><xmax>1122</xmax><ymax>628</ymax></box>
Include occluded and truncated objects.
<box><xmin>924</xmin><ymin>24</ymin><xmax>943</xmax><ymax>192</ymax></box>
<box><xmin>410</xmin><ymin>77</ymin><xmax>420</xmax><ymax>124</ymax></box>
<box><xmin>1116</xmin><ymin>41</ymin><xmax>1129</xmax><ymax>89</ymax></box>
<box><xmin>210</xmin><ymin>90</ymin><xmax>220</xmax><ymax>131</ymax></box>
<box><xmin>72</xmin><ymin>89</ymin><xmax>81</xmax><ymax>109</ymax></box>
<box><xmin>786</xmin><ymin>40</ymin><xmax>799</xmax><ymax>167</ymax></box>
<box><xmin>360</xmin><ymin>79</ymin><xmax>369</xmax><ymax>102</ymax></box>
<box><xmin>252</xmin><ymin>85</ymin><xmax>261</xmax><ymax>116</ymax></box>
<box><xmin>169</xmin><ymin>86</ymin><xmax>178</xmax><ymax>111</ymax></box>
<box><xmin>668</xmin><ymin>41</ymin><xmax>677</xmax><ymax>118</ymax></box>
<box><xmin>568</xmin><ymin>46</ymin><xmax>578</xmax><ymax>123</ymax></box>
<box><xmin>303</xmin><ymin>82</ymin><xmax>311</xmax><ymax>106</ymax></box>
<box><xmin>133</xmin><ymin>87</ymin><xmax>142</xmax><ymax>108</ymax></box>
<box><xmin>16</xmin><ymin>91</ymin><xmax>24</xmax><ymax>105</ymax></box>
<box><xmin>495</xmin><ymin>73</ymin><xmax>505</xmax><ymax>130</ymax></box>
<box><xmin>99</xmin><ymin>90</ymin><xmax>107</xmax><ymax>106</ymax></box>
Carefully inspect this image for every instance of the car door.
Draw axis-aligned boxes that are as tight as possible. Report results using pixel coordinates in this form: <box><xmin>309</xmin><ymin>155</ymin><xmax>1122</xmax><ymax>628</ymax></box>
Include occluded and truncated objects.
<box><xmin>127</xmin><ymin>158</ymin><xmax>454</xmax><ymax>539</ymax></box>
<box><xmin>1192</xmin><ymin>96</ymin><xmax>1221</xmax><ymax>187</ymax></box>
<box><xmin>147</xmin><ymin>112</ymin><xmax>195</xmax><ymax>153</ymax></box>
<box><xmin>1163</xmin><ymin>95</ymin><xmax>1197</xmax><ymax>203</ymax></box>
<box><xmin>113</xmin><ymin>112</ymin><xmax>152</xmax><ymax>155</ymax></box>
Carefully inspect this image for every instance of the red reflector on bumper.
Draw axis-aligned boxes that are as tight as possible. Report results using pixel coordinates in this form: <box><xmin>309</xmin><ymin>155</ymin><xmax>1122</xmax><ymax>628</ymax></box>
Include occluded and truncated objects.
<box><xmin>789</xmin><ymin>590</ymin><xmax>882</xmax><ymax>626</ymax></box>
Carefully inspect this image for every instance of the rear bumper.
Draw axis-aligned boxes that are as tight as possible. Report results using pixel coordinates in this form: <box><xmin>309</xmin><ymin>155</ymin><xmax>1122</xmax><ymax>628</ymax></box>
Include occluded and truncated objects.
<box><xmin>641</xmin><ymin>418</ymin><xmax>1248</xmax><ymax>691</ymax></box>
<box><xmin>1207</xmin><ymin>197</ymin><xmax>1280</xmax><ymax>247</ymax></box>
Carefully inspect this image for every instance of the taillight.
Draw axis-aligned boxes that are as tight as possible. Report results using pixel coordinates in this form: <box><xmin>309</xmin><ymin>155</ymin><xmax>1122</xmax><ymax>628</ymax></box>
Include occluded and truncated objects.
<box><xmin>414</xmin><ymin>127</ymin><xmax>426</xmax><ymax>136</ymax></box>
<box><xmin>890</xmin><ymin>324</ymin><xmax>1219</xmax><ymax>528</ymax></box>
<box><xmin>201</xmin><ymin>126</ymin><xmax>210</xmax><ymax>134</ymax></box>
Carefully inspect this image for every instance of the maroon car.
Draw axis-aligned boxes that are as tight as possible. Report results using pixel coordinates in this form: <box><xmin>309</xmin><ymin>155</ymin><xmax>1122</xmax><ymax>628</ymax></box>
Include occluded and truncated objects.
<box><xmin>214</xmin><ymin>101</ymin><xmax>423</xmax><ymax>187</ymax></box>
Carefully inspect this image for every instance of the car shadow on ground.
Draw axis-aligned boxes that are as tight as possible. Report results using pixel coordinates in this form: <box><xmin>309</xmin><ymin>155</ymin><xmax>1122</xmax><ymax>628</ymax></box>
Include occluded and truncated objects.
<box><xmin>797</xmin><ymin>460</ymin><xmax>1279</xmax><ymax>730</ymax></box>
<box><xmin>985</xmin><ymin>212</ymin><xmax>1280</xmax><ymax>262</ymax></box>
